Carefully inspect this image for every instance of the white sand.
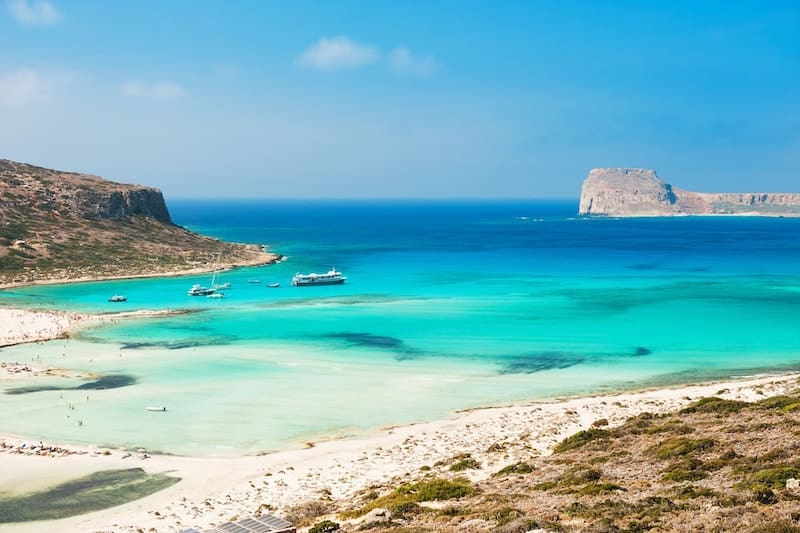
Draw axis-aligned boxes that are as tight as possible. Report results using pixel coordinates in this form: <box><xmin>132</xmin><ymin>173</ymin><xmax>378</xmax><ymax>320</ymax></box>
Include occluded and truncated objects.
<box><xmin>0</xmin><ymin>308</ymin><xmax>86</xmax><ymax>348</ymax></box>
<box><xmin>1</xmin><ymin>306</ymin><xmax>798</xmax><ymax>532</ymax></box>
<box><xmin>0</xmin><ymin>372</ymin><xmax>797</xmax><ymax>533</ymax></box>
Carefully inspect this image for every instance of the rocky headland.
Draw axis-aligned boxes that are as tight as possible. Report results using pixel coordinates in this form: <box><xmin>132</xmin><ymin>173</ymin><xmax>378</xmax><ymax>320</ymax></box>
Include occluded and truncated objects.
<box><xmin>579</xmin><ymin>168</ymin><xmax>800</xmax><ymax>217</ymax></box>
<box><xmin>0</xmin><ymin>159</ymin><xmax>275</xmax><ymax>286</ymax></box>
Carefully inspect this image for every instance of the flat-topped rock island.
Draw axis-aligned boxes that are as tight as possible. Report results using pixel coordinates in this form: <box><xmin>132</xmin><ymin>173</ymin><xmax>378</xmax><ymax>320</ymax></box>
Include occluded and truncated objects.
<box><xmin>579</xmin><ymin>168</ymin><xmax>800</xmax><ymax>217</ymax></box>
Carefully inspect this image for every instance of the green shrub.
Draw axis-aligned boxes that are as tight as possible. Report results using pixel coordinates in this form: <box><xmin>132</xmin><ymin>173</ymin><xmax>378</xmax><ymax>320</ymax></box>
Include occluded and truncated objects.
<box><xmin>755</xmin><ymin>396</ymin><xmax>800</xmax><ymax>410</ymax></box>
<box><xmin>748</xmin><ymin>466</ymin><xmax>800</xmax><ymax>489</ymax></box>
<box><xmin>398</xmin><ymin>478</ymin><xmax>474</xmax><ymax>501</ymax></box>
<box><xmin>450</xmin><ymin>457</ymin><xmax>481</xmax><ymax>472</ymax></box>
<box><xmin>674</xmin><ymin>485</ymin><xmax>716</xmax><ymax>500</ymax></box>
<box><xmin>553</xmin><ymin>429</ymin><xmax>611</xmax><ymax>453</ymax></box>
<box><xmin>309</xmin><ymin>520</ymin><xmax>339</xmax><ymax>533</ymax></box>
<box><xmin>752</xmin><ymin>485</ymin><xmax>778</xmax><ymax>505</ymax></box>
<box><xmin>680</xmin><ymin>397</ymin><xmax>748</xmax><ymax>414</ymax></box>
<box><xmin>341</xmin><ymin>477</ymin><xmax>475</xmax><ymax>519</ymax></box>
<box><xmin>649</xmin><ymin>438</ymin><xmax>715</xmax><ymax>460</ymax></box>
<box><xmin>494</xmin><ymin>462</ymin><xmax>534</xmax><ymax>476</ymax></box>
<box><xmin>486</xmin><ymin>507</ymin><xmax>524</xmax><ymax>526</ymax></box>
<box><xmin>577</xmin><ymin>482</ymin><xmax>626</xmax><ymax>495</ymax></box>
<box><xmin>388</xmin><ymin>501</ymin><xmax>422</xmax><ymax>519</ymax></box>
<box><xmin>532</xmin><ymin>481</ymin><xmax>557</xmax><ymax>491</ymax></box>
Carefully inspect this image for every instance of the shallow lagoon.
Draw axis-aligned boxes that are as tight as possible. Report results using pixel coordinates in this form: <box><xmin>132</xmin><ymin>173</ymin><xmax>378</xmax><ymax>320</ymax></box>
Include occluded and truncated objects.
<box><xmin>1</xmin><ymin>201</ymin><xmax>799</xmax><ymax>455</ymax></box>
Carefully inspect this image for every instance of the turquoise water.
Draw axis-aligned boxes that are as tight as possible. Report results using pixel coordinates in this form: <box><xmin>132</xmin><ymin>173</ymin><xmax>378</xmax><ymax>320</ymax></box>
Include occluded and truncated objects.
<box><xmin>0</xmin><ymin>201</ymin><xmax>799</xmax><ymax>455</ymax></box>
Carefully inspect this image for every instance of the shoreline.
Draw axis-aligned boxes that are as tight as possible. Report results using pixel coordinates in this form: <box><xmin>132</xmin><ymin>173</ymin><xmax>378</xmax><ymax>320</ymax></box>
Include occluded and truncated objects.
<box><xmin>0</xmin><ymin>250</ymin><xmax>280</xmax><ymax>291</ymax></box>
<box><xmin>2</xmin><ymin>300</ymin><xmax>800</xmax><ymax>531</ymax></box>
<box><xmin>0</xmin><ymin>371</ymin><xmax>798</xmax><ymax>532</ymax></box>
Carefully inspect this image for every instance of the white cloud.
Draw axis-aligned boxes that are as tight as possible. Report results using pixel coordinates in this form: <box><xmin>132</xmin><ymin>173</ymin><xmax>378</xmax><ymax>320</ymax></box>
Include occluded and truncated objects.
<box><xmin>0</xmin><ymin>68</ymin><xmax>43</xmax><ymax>105</ymax></box>
<box><xmin>389</xmin><ymin>47</ymin><xmax>439</xmax><ymax>76</ymax></box>
<box><xmin>121</xmin><ymin>81</ymin><xmax>185</xmax><ymax>100</ymax></box>
<box><xmin>6</xmin><ymin>0</ymin><xmax>59</xmax><ymax>26</ymax></box>
<box><xmin>297</xmin><ymin>36</ymin><xmax>380</xmax><ymax>71</ymax></box>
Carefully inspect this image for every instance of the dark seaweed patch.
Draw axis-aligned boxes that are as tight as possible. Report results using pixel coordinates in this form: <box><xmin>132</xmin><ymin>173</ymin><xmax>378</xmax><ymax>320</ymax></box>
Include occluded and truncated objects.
<box><xmin>500</xmin><ymin>352</ymin><xmax>585</xmax><ymax>374</ymax></box>
<box><xmin>76</xmin><ymin>374</ymin><xmax>136</xmax><ymax>390</ymax></box>
<box><xmin>321</xmin><ymin>331</ymin><xmax>423</xmax><ymax>360</ymax></box>
<box><xmin>0</xmin><ymin>468</ymin><xmax>179</xmax><ymax>522</ymax></box>
<box><xmin>633</xmin><ymin>347</ymin><xmax>652</xmax><ymax>356</ymax></box>
<box><xmin>326</xmin><ymin>332</ymin><xmax>405</xmax><ymax>349</ymax></box>
<box><xmin>6</xmin><ymin>374</ymin><xmax>136</xmax><ymax>395</ymax></box>
<box><xmin>120</xmin><ymin>337</ymin><xmax>233</xmax><ymax>350</ymax></box>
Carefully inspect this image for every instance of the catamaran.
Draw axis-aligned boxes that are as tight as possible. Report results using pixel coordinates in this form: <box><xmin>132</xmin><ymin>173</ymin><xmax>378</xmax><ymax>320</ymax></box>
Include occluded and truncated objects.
<box><xmin>292</xmin><ymin>267</ymin><xmax>346</xmax><ymax>286</ymax></box>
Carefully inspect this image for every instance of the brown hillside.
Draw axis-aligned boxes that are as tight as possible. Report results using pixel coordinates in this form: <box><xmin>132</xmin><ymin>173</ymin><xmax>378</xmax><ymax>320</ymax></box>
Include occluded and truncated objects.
<box><xmin>0</xmin><ymin>159</ymin><xmax>274</xmax><ymax>286</ymax></box>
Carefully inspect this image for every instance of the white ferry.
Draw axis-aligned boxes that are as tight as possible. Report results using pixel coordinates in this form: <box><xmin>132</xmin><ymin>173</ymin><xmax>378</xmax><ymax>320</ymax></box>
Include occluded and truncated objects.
<box><xmin>292</xmin><ymin>267</ymin><xmax>346</xmax><ymax>287</ymax></box>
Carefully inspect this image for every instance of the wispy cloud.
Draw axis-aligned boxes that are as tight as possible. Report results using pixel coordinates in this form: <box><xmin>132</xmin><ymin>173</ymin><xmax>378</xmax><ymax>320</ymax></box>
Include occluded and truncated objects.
<box><xmin>121</xmin><ymin>81</ymin><xmax>185</xmax><ymax>100</ymax></box>
<box><xmin>389</xmin><ymin>47</ymin><xmax>439</xmax><ymax>76</ymax></box>
<box><xmin>297</xmin><ymin>36</ymin><xmax>380</xmax><ymax>71</ymax></box>
<box><xmin>6</xmin><ymin>0</ymin><xmax>59</xmax><ymax>26</ymax></box>
<box><xmin>0</xmin><ymin>68</ymin><xmax>43</xmax><ymax>105</ymax></box>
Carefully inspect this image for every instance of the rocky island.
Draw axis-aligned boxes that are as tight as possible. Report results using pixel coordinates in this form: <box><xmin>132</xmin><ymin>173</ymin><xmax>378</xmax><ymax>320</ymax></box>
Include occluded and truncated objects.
<box><xmin>0</xmin><ymin>159</ymin><xmax>275</xmax><ymax>286</ymax></box>
<box><xmin>579</xmin><ymin>168</ymin><xmax>800</xmax><ymax>217</ymax></box>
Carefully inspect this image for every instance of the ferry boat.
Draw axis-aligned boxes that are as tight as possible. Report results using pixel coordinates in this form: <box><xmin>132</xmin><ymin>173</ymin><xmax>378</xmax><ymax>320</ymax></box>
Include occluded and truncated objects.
<box><xmin>292</xmin><ymin>267</ymin><xmax>346</xmax><ymax>287</ymax></box>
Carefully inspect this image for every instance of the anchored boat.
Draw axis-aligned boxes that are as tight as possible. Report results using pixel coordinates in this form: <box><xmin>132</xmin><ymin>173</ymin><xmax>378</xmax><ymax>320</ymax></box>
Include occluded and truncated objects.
<box><xmin>292</xmin><ymin>267</ymin><xmax>346</xmax><ymax>287</ymax></box>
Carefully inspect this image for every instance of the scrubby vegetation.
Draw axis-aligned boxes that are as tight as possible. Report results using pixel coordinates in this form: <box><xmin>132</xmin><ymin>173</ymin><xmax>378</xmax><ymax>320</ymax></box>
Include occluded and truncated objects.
<box><xmin>320</xmin><ymin>389</ymin><xmax>800</xmax><ymax>532</ymax></box>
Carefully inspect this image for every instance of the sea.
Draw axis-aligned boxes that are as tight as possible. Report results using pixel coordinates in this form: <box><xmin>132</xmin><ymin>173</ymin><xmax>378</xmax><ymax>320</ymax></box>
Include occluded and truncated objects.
<box><xmin>0</xmin><ymin>200</ymin><xmax>799</xmax><ymax>456</ymax></box>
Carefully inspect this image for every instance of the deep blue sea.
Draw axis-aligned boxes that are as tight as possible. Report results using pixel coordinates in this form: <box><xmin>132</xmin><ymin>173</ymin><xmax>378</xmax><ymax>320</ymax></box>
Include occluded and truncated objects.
<box><xmin>1</xmin><ymin>200</ymin><xmax>799</xmax><ymax>455</ymax></box>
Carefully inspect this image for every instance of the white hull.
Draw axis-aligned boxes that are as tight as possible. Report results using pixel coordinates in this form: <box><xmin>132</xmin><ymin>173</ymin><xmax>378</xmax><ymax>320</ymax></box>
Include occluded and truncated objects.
<box><xmin>292</xmin><ymin>267</ymin><xmax>346</xmax><ymax>286</ymax></box>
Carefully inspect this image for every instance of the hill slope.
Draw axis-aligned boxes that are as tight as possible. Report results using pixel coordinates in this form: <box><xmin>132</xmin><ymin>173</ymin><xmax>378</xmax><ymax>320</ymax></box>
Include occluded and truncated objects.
<box><xmin>0</xmin><ymin>159</ymin><xmax>274</xmax><ymax>286</ymax></box>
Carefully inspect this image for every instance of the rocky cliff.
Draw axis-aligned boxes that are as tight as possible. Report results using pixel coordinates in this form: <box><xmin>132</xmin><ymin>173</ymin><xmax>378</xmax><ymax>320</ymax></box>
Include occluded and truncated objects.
<box><xmin>579</xmin><ymin>168</ymin><xmax>800</xmax><ymax>217</ymax></box>
<box><xmin>1</xmin><ymin>159</ymin><xmax>172</xmax><ymax>224</ymax></box>
<box><xmin>0</xmin><ymin>159</ymin><xmax>274</xmax><ymax>285</ymax></box>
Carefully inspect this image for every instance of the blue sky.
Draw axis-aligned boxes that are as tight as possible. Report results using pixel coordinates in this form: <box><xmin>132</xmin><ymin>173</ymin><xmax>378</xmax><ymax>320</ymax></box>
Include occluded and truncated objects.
<box><xmin>1</xmin><ymin>0</ymin><xmax>798</xmax><ymax>198</ymax></box>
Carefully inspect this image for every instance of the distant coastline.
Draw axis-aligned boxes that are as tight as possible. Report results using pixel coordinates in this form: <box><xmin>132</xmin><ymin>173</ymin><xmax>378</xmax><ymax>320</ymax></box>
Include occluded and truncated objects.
<box><xmin>579</xmin><ymin>168</ymin><xmax>800</xmax><ymax>217</ymax></box>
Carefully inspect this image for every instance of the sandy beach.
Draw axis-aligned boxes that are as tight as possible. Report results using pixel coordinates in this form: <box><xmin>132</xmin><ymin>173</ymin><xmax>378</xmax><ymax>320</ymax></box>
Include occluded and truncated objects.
<box><xmin>0</xmin><ymin>307</ymin><xmax>798</xmax><ymax>532</ymax></box>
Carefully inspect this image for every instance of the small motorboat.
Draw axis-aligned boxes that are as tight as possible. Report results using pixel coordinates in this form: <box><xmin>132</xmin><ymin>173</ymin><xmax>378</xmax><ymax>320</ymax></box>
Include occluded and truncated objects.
<box><xmin>248</xmin><ymin>279</ymin><xmax>261</xmax><ymax>284</ymax></box>
<box><xmin>145</xmin><ymin>406</ymin><xmax>167</xmax><ymax>412</ymax></box>
<box><xmin>108</xmin><ymin>295</ymin><xmax>127</xmax><ymax>302</ymax></box>
<box><xmin>267</xmin><ymin>282</ymin><xmax>280</xmax><ymax>288</ymax></box>
<box><xmin>207</xmin><ymin>292</ymin><xmax>225</xmax><ymax>299</ymax></box>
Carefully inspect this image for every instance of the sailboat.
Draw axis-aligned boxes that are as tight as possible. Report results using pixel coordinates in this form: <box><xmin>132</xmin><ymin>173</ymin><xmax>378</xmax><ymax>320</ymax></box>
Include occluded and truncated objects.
<box><xmin>210</xmin><ymin>253</ymin><xmax>230</xmax><ymax>291</ymax></box>
<box><xmin>188</xmin><ymin>254</ymin><xmax>228</xmax><ymax>296</ymax></box>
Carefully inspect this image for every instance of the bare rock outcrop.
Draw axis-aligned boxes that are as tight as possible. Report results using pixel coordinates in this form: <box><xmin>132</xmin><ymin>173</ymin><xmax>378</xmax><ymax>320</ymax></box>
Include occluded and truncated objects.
<box><xmin>579</xmin><ymin>168</ymin><xmax>800</xmax><ymax>217</ymax></box>
<box><xmin>1</xmin><ymin>159</ymin><xmax>172</xmax><ymax>224</ymax></box>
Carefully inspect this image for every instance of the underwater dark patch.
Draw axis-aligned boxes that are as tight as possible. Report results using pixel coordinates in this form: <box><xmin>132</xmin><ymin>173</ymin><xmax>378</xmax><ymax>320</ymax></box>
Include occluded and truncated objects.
<box><xmin>325</xmin><ymin>332</ymin><xmax>405</xmax><ymax>349</ymax></box>
<box><xmin>633</xmin><ymin>347</ymin><xmax>652</xmax><ymax>356</ymax></box>
<box><xmin>5</xmin><ymin>374</ymin><xmax>136</xmax><ymax>395</ymax></box>
<box><xmin>321</xmin><ymin>331</ymin><xmax>423</xmax><ymax>360</ymax></box>
<box><xmin>120</xmin><ymin>337</ymin><xmax>233</xmax><ymax>350</ymax></box>
<box><xmin>500</xmin><ymin>352</ymin><xmax>586</xmax><ymax>374</ymax></box>
<box><xmin>0</xmin><ymin>468</ymin><xmax>179</xmax><ymax>522</ymax></box>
